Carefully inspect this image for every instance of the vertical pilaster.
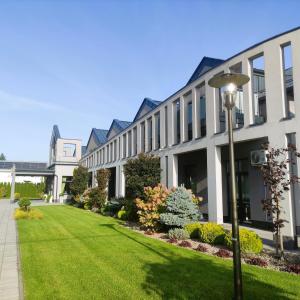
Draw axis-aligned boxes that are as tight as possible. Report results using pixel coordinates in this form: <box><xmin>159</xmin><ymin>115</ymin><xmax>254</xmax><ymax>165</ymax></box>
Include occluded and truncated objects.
<box><xmin>180</xmin><ymin>96</ymin><xmax>185</xmax><ymax>143</ymax></box>
<box><xmin>10</xmin><ymin>164</ymin><xmax>16</xmax><ymax>203</ymax></box>
<box><xmin>192</xmin><ymin>88</ymin><xmax>198</xmax><ymax>139</ymax></box>
<box><xmin>168</xmin><ymin>154</ymin><xmax>178</xmax><ymax>188</ymax></box>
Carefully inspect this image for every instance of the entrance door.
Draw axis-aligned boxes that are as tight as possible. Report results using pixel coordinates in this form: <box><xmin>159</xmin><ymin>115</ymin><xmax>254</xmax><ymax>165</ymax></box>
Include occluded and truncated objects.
<box><xmin>227</xmin><ymin>159</ymin><xmax>250</xmax><ymax>223</ymax></box>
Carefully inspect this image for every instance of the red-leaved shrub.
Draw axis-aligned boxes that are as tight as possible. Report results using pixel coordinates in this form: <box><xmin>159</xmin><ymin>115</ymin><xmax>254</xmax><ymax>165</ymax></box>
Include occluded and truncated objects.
<box><xmin>179</xmin><ymin>241</ymin><xmax>192</xmax><ymax>248</ymax></box>
<box><xmin>195</xmin><ymin>244</ymin><xmax>208</xmax><ymax>252</ymax></box>
<box><xmin>246</xmin><ymin>257</ymin><xmax>268</xmax><ymax>267</ymax></box>
<box><xmin>286</xmin><ymin>264</ymin><xmax>300</xmax><ymax>275</ymax></box>
<box><xmin>215</xmin><ymin>249</ymin><xmax>231</xmax><ymax>258</ymax></box>
<box><xmin>167</xmin><ymin>238</ymin><xmax>178</xmax><ymax>244</ymax></box>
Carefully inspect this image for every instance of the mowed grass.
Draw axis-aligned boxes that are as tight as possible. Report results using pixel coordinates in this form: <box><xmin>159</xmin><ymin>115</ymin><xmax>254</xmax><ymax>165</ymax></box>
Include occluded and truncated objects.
<box><xmin>18</xmin><ymin>206</ymin><xmax>300</xmax><ymax>300</ymax></box>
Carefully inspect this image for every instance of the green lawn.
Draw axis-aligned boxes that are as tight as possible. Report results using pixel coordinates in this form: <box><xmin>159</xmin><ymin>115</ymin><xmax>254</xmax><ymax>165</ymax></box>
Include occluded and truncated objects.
<box><xmin>18</xmin><ymin>206</ymin><xmax>300</xmax><ymax>300</ymax></box>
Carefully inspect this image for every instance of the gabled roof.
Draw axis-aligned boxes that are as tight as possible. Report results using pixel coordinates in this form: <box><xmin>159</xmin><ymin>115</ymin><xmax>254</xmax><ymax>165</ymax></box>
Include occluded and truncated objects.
<box><xmin>81</xmin><ymin>146</ymin><xmax>87</xmax><ymax>156</ymax></box>
<box><xmin>187</xmin><ymin>57</ymin><xmax>224</xmax><ymax>85</ymax></box>
<box><xmin>133</xmin><ymin>98</ymin><xmax>161</xmax><ymax>122</ymax></box>
<box><xmin>86</xmin><ymin>128</ymin><xmax>108</xmax><ymax>153</ymax></box>
<box><xmin>107</xmin><ymin>119</ymin><xmax>132</xmax><ymax>140</ymax></box>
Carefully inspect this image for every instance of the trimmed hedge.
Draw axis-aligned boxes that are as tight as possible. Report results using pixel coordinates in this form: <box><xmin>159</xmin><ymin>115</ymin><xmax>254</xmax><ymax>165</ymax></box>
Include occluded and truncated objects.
<box><xmin>0</xmin><ymin>182</ymin><xmax>45</xmax><ymax>199</ymax></box>
<box><xmin>198</xmin><ymin>222</ymin><xmax>225</xmax><ymax>245</ymax></box>
<box><xmin>184</xmin><ymin>222</ymin><xmax>202</xmax><ymax>238</ymax></box>
<box><xmin>224</xmin><ymin>228</ymin><xmax>263</xmax><ymax>254</ymax></box>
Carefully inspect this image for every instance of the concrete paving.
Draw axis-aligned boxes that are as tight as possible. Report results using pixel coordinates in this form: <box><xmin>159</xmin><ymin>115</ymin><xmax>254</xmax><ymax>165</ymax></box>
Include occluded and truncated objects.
<box><xmin>0</xmin><ymin>199</ymin><xmax>21</xmax><ymax>300</ymax></box>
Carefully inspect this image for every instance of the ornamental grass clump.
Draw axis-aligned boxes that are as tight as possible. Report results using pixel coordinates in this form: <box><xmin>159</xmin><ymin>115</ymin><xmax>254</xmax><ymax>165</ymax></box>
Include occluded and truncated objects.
<box><xmin>198</xmin><ymin>222</ymin><xmax>225</xmax><ymax>245</ymax></box>
<box><xmin>160</xmin><ymin>186</ymin><xmax>200</xmax><ymax>228</ymax></box>
<box><xmin>135</xmin><ymin>184</ymin><xmax>169</xmax><ymax>231</ymax></box>
<box><xmin>224</xmin><ymin>228</ymin><xmax>263</xmax><ymax>254</ymax></box>
<box><xmin>14</xmin><ymin>208</ymin><xmax>43</xmax><ymax>220</ymax></box>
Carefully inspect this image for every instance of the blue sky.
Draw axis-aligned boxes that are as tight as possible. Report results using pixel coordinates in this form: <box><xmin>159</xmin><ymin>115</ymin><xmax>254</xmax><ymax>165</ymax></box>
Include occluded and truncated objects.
<box><xmin>0</xmin><ymin>0</ymin><xmax>300</xmax><ymax>161</ymax></box>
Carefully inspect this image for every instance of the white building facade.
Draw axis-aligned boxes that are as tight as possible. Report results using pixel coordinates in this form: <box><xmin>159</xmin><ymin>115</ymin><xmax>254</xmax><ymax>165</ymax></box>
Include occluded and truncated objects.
<box><xmin>80</xmin><ymin>27</ymin><xmax>300</xmax><ymax>247</ymax></box>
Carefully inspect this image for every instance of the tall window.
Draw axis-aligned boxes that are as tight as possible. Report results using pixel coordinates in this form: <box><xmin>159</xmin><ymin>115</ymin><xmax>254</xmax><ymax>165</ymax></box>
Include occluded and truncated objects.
<box><xmin>173</xmin><ymin>99</ymin><xmax>180</xmax><ymax>144</ymax></box>
<box><xmin>147</xmin><ymin>117</ymin><xmax>152</xmax><ymax>152</ymax></box>
<box><xmin>251</xmin><ymin>55</ymin><xmax>267</xmax><ymax>124</ymax></box>
<box><xmin>164</xmin><ymin>106</ymin><xmax>168</xmax><ymax>147</ymax></box>
<box><xmin>230</xmin><ymin>62</ymin><xmax>244</xmax><ymax>128</ymax></box>
<box><xmin>141</xmin><ymin>122</ymin><xmax>145</xmax><ymax>153</ymax></box>
<box><xmin>61</xmin><ymin>176</ymin><xmax>73</xmax><ymax>195</ymax></box>
<box><xmin>133</xmin><ymin>127</ymin><xmax>137</xmax><ymax>156</ymax></box>
<box><xmin>154</xmin><ymin>112</ymin><xmax>160</xmax><ymax>149</ymax></box>
<box><xmin>282</xmin><ymin>43</ymin><xmax>295</xmax><ymax>118</ymax></box>
<box><xmin>114</xmin><ymin>140</ymin><xmax>117</xmax><ymax>161</ymax></box>
<box><xmin>187</xmin><ymin>101</ymin><xmax>193</xmax><ymax>141</ymax></box>
<box><xmin>128</xmin><ymin>131</ymin><xmax>132</xmax><ymax>157</ymax></box>
<box><xmin>122</xmin><ymin>134</ymin><xmax>126</xmax><ymax>158</ymax></box>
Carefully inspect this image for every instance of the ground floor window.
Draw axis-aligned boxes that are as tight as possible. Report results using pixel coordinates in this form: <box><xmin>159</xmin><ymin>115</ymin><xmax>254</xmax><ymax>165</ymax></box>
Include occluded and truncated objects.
<box><xmin>61</xmin><ymin>176</ymin><xmax>73</xmax><ymax>195</ymax></box>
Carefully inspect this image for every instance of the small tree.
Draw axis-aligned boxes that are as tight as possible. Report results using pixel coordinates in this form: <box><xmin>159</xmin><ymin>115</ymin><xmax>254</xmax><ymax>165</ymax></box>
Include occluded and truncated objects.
<box><xmin>135</xmin><ymin>184</ymin><xmax>169</xmax><ymax>231</ymax></box>
<box><xmin>259</xmin><ymin>143</ymin><xmax>300</xmax><ymax>258</ymax></box>
<box><xmin>124</xmin><ymin>153</ymin><xmax>161</xmax><ymax>199</ymax></box>
<box><xmin>160</xmin><ymin>186</ymin><xmax>201</xmax><ymax>228</ymax></box>
<box><xmin>70</xmin><ymin>166</ymin><xmax>89</xmax><ymax>200</ymax></box>
<box><xmin>0</xmin><ymin>153</ymin><xmax>6</xmax><ymax>161</ymax></box>
<box><xmin>88</xmin><ymin>169</ymin><xmax>111</xmax><ymax>209</ymax></box>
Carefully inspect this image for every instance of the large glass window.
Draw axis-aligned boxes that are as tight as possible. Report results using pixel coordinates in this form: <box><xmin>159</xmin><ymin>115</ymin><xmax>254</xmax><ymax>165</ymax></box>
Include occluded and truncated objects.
<box><xmin>282</xmin><ymin>43</ymin><xmax>295</xmax><ymax>118</ymax></box>
<box><xmin>197</xmin><ymin>83</ymin><xmax>206</xmax><ymax>137</ymax></box>
<box><xmin>147</xmin><ymin>117</ymin><xmax>152</xmax><ymax>152</ymax></box>
<box><xmin>61</xmin><ymin>176</ymin><xmax>73</xmax><ymax>195</ymax></box>
<box><xmin>251</xmin><ymin>55</ymin><xmax>267</xmax><ymax>124</ymax></box>
<box><xmin>173</xmin><ymin>99</ymin><xmax>180</xmax><ymax>144</ymax></box>
<box><xmin>187</xmin><ymin>101</ymin><xmax>193</xmax><ymax>140</ymax></box>
<box><xmin>164</xmin><ymin>106</ymin><xmax>168</xmax><ymax>147</ymax></box>
<box><xmin>141</xmin><ymin>122</ymin><xmax>145</xmax><ymax>153</ymax></box>
<box><xmin>154</xmin><ymin>112</ymin><xmax>160</xmax><ymax>149</ymax></box>
<box><xmin>128</xmin><ymin>131</ymin><xmax>132</xmax><ymax>157</ymax></box>
<box><xmin>133</xmin><ymin>127</ymin><xmax>137</xmax><ymax>156</ymax></box>
<box><xmin>122</xmin><ymin>134</ymin><xmax>126</xmax><ymax>158</ymax></box>
<box><xmin>63</xmin><ymin>143</ymin><xmax>76</xmax><ymax>157</ymax></box>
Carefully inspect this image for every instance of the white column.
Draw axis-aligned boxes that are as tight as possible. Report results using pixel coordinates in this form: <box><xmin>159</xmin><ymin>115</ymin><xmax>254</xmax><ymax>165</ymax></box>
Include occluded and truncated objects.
<box><xmin>10</xmin><ymin>164</ymin><xmax>16</xmax><ymax>202</ymax></box>
<box><xmin>168</xmin><ymin>154</ymin><xmax>178</xmax><ymax>188</ymax></box>
<box><xmin>119</xmin><ymin>164</ymin><xmax>125</xmax><ymax>197</ymax></box>
<box><xmin>192</xmin><ymin>88</ymin><xmax>198</xmax><ymax>139</ymax></box>
<box><xmin>292</xmin><ymin>32</ymin><xmax>300</xmax><ymax>119</ymax></box>
<box><xmin>269</xmin><ymin>133</ymin><xmax>294</xmax><ymax>238</ymax></box>
<box><xmin>160</xmin><ymin>155</ymin><xmax>166</xmax><ymax>186</ymax></box>
<box><xmin>137</xmin><ymin>123</ymin><xmax>141</xmax><ymax>154</ymax></box>
<box><xmin>242</xmin><ymin>58</ymin><xmax>252</xmax><ymax>127</ymax></box>
<box><xmin>206</xmin><ymin>83</ymin><xmax>217</xmax><ymax>136</ymax></box>
<box><xmin>152</xmin><ymin>115</ymin><xmax>155</xmax><ymax>150</ymax></box>
<box><xmin>145</xmin><ymin>120</ymin><xmax>149</xmax><ymax>152</ymax></box>
<box><xmin>207</xmin><ymin>144</ymin><xmax>223</xmax><ymax>224</ymax></box>
<box><xmin>167</xmin><ymin>102</ymin><xmax>173</xmax><ymax>147</ymax></box>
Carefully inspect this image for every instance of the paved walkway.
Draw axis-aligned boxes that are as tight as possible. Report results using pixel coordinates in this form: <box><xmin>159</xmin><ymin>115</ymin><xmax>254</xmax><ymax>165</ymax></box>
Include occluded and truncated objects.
<box><xmin>0</xmin><ymin>199</ymin><xmax>21</xmax><ymax>300</ymax></box>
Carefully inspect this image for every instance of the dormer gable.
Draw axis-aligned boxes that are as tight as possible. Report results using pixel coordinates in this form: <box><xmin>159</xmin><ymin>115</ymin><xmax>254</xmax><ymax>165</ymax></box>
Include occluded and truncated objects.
<box><xmin>133</xmin><ymin>98</ymin><xmax>161</xmax><ymax>122</ymax></box>
<box><xmin>86</xmin><ymin>128</ymin><xmax>108</xmax><ymax>153</ymax></box>
<box><xmin>106</xmin><ymin>119</ymin><xmax>131</xmax><ymax>140</ymax></box>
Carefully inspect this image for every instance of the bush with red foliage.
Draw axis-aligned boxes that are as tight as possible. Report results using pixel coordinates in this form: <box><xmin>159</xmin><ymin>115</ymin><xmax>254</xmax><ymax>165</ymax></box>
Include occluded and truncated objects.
<box><xmin>167</xmin><ymin>238</ymin><xmax>178</xmax><ymax>244</ymax></box>
<box><xmin>179</xmin><ymin>241</ymin><xmax>192</xmax><ymax>248</ymax></box>
<box><xmin>195</xmin><ymin>244</ymin><xmax>208</xmax><ymax>253</ymax></box>
<box><xmin>286</xmin><ymin>264</ymin><xmax>300</xmax><ymax>275</ymax></box>
<box><xmin>215</xmin><ymin>249</ymin><xmax>231</xmax><ymax>258</ymax></box>
<box><xmin>246</xmin><ymin>257</ymin><xmax>268</xmax><ymax>267</ymax></box>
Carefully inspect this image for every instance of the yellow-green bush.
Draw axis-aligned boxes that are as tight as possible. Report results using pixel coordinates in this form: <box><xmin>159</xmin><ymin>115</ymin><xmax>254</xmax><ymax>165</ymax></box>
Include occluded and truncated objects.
<box><xmin>224</xmin><ymin>228</ymin><xmax>263</xmax><ymax>254</ymax></box>
<box><xmin>14</xmin><ymin>208</ymin><xmax>43</xmax><ymax>220</ymax></box>
<box><xmin>184</xmin><ymin>222</ymin><xmax>202</xmax><ymax>238</ymax></box>
<box><xmin>198</xmin><ymin>222</ymin><xmax>225</xmax><ymax>245</ymax></box>
<box><xmin>117</xmin><ymin>210</ymin><xmax>128</xmax><ymax>220</ymax></box>
<box><xmin>14</xmin><ymin>193</ymin><xmax>21</xmax><ymax>201</ymax></box>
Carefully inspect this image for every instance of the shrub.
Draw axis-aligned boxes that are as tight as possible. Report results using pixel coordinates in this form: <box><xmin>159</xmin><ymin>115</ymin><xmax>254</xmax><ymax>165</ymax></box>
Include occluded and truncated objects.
<box><xmin>224</xmin><ymin>228</ymin><xmax>263</xmax><ymax>254</ymax></box>
<box><xmin>14</xmin><ymin>208</ymin><xmax>43</xmax><ymax>220</ymax></box>
<box><xmin>195</xmin><ymin>244</ymin><xmax>208</xmax><ymax>252</ymax></box>
<box><xmin>184</xmin><ymin>222</ymin><xmax>202</xmax><ymax>238</ymax></box>
<box><xmin>70</xmin><ymin>166</ymin><xmax>89</xmax><ymax>199</ymax></box>
<box><xmin>14</xmin><ymin>193</ymin><xmax>21</xmax><ymax>201</ymax></box>
<box><xmin>103</xmin><ymin>198</ymin><xmax>126</xmax><ymax>216</ymax></box>
<box><xmin>167</xmin><ymin>238</ymin><xmax>178</xmax><ymax>244</ymax></box>
<box><xmin>18</xmin><ymin>198</ymin><xmax>31</xmax><ymax>211</ymax></box>
<box><xmin>215</xmin><ymin>249</ymin><xmax>231</xmax><ymax>258</ymax></box>
<box><xmin>198</xmin><ymin>223</ymin><xmax>225</xmax><ymax>245</ymax></box>
<box><xmin>246</xmin><ymin>257</ymin><xmax>268</xmax><ymax>267</ymax></box>
<box><xmin>117</xmin><ymin>210</ymin><xmax>128</xmax><ymax>220</ymax></box>
<box><xmin>135</xmin><ymin>184</ymin><xmax>169</xmax><ymax>231</ymax></box>
<box><xmin>179</xmin><ymin>241</ymin><xmax>192</xmax><ymax>248</ymax></box>
<box><xmin>285</xmin><ymin>264</ymin><xmax>300</xmax><ymax>275</ymax></box>
<box><xmin>168</xmin><ymin>228</ymin><xmax>189</xmax><ymax>240</ymax></box>
<box><xmin>124</xmin><ymin>153</ymin><xmax>161</xmax><ymax>200</ymax></box>
<box><xmin>160</xmin><ymin>186</ymin><xmax>200</xmax><ymax>228</ymax></box>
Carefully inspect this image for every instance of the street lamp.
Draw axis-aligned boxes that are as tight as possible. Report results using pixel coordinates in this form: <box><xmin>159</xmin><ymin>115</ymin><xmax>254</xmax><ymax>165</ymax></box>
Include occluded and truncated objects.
<box><xmin>208</xmin><ymin>73</ymin><xmax>250</xmax><ymax>300</ymax></box>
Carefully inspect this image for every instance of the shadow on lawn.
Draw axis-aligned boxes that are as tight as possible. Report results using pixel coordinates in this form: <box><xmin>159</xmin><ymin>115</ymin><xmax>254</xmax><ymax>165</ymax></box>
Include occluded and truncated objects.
<box><xmin>102</xmin><ymin>223</ymin><xmax>297</xmax><ymax>300</ymax></box>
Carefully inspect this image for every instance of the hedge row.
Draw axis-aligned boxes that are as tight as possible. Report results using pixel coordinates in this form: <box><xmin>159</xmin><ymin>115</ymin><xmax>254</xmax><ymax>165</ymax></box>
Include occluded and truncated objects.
<box><xmin>0</xmin><ymin>182</ymin><xmax>46</xmax><ymax>199</ymax></box>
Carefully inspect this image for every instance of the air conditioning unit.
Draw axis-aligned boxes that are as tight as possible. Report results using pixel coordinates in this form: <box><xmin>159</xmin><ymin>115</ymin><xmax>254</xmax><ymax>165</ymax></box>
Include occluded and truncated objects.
<box><xmin>250</xmin><ymin>150</ymin><xmax>268</xmax><ymax>166</ymax></box>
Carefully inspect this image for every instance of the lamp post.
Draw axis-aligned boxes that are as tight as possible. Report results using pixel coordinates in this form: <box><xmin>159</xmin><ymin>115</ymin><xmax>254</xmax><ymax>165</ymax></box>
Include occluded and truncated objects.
<box><xmin>208</xmin><ymin>73</ymin><xmax>250</xmax><ymax>300</ymax></box>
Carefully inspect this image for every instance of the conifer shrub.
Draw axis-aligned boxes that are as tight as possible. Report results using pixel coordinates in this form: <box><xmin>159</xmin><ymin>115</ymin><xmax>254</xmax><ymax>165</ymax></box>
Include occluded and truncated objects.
<box><xmin>168</xmin><ymin>228</ymin><xmax>189</xmax><ymax>240</ymax></box>
<box><xmin>160</xmin><ymin>186</ymin><xmax>200</xmax><ymax>228</ymax></box>
<box><xmin>198</xmin><ymin>222</ymin><xmax>225</xmax><ymax>245</ymax></box>
<box><xmin>18</xmin><ymin>198</ymin><xmax>31</xmax><ymax>211</ymax></box>
<box><xmin>224</xmin><ymin>228</ymin><xmax>263</xmax><ymax>254</ymax></box>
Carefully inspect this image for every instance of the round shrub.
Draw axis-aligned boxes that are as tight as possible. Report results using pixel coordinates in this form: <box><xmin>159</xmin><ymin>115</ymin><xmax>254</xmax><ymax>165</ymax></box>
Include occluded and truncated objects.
<box><xmin>184</xmin><ymin>222</ymin><xmax>202</xmax><ymax>238</ymax></box>
<box><xmin>224</xmin><ymin>228</ymin><xmax>263</xmax><ymax>254</ymax></box>
<box><xmin>198</xmin><ymin>222</ymin><xmax>225</xmax><ymax>245</ymax></box>
<box><xmin>14</xmin><ymin>193</ymin><xmax>21</xmax><ymax>201</ymax></box>
<box><xmin>168</xmin><ymin>228</ymin><xmax>189</xmax><ymax>240</ymax></box>
<box><xmin>215</xmin><ymin>249</ymin><xmax>231</xmax><ymax>258</ymax></box>
<box><xmin>117</xmin><ymin>210</ymin><xmax>128</xmax><ymax>220</ymax></box>
<box><xmin>246</xmin><ymin>257</ymin><xmax>268</xmax><ymax>268</ymax></box>
<box><xmin>18</xmin><ymin>198</ymin><xmax>31</xmax><ymax>211</ymax></box>
<box><xmin>179</xmin><ymin>240</ymin><xmax>192</xmax><ymax>248</ymax></box>
<box><xmin>195</xmin><ymin>244</ymin><xmax>208</xmax><ymax>252</ymax></box>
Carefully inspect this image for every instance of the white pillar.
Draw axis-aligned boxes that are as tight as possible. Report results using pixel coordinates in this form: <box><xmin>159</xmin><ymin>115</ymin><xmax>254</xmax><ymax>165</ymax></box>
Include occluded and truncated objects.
<box><xmin>192</xmin><ymin>88</ymin><xmax>198</xmax><ymax>139</ymax></box>
<box><xmin>152</xmin><ymin>115</ymin><xmax>155</xmax><ymax>150</ymax></box>
<box><xmin>160</xmin><ymin>109</ymin><xmax>166</xmax><ymax>149</ymax></box>
<box><xmin>137</xmin><ymin>123</ymin><xmax>141</xmax><ymax>154</ymax></box>
<box><xmin>180</xmin><ymin>96</ymin><xmax>185</xmax><ymax>143</ymax></box>
<box><xmin>242</xmin><ymin>58</ymin><xmax>252</xmax><ymax>127</ymax></box>
<box><xmin>168</xmin><ymin>154</ymin><xmax>178</xmax><ymax>188</ymax></box>
<box><xmin>207</xmin><ymin>145</ymin><xmax>223</xmax><ymax>224</ymax></box>
<box><xmin>10</xmin><ymin>164</ymin><xmax>16</xmax><ymax>202</ymax></box>
<box><xmin>119</xmin><ymin>164</ymin><xmax>125</xmax><ymax>197</ymax></box>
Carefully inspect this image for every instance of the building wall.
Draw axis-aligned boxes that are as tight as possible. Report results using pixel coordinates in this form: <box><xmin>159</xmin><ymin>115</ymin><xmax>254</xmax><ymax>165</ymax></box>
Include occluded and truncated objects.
<box><xmin>80</xmin><ymin>28</ymin><xmax>300</xmax><ymax>239</ymax></box>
